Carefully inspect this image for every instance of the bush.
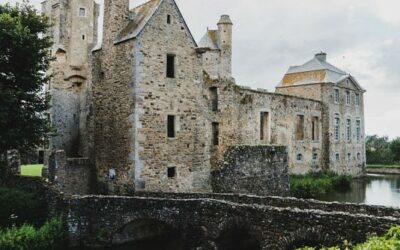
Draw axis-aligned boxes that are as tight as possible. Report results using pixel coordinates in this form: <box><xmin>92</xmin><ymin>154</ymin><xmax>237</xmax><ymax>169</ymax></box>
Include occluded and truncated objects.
<box><xmin>297</xmin><ymin>225</ymin><xmax>400</xmax><ymax>250</ymax></box>
<box><xmin>0</xmin><ymin>218</ymin><xmax>66</xmax><ymax>250</ymax></box>
<box><xmin>0</xmin><ymin>187</ymin><xmax>46</xmax><ymax>228</ymax></box>
<box><xmin>290</xmin><ymin>171</ymin><xmax>352</xmax><ymax>199</ymax></box>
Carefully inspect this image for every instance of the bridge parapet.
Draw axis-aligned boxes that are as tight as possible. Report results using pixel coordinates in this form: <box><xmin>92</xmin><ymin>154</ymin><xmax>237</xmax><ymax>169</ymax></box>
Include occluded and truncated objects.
<box><xmin>136</xmin><ymin>192</ymin><xmax>400</xmax><ymax>219</ymax></box>
<box><xmin>67</xmin><ymin>194</ymin><xmax>400</xmax><ymax>249</ymax></box>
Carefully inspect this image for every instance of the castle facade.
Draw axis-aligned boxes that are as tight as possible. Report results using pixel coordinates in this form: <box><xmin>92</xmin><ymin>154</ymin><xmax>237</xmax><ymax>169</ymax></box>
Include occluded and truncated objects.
<box><xmin>42</xmin><ymin>0</ymin><xmax>366</xmax><ymax>194</ymax></box>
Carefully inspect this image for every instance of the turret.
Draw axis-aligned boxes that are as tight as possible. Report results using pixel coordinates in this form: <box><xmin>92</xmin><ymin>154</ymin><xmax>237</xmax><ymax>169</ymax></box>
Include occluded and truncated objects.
<box><xmin>103</xmin><ymin>0</ymin><xmax>130</xmax><ymax>47</ymax></box>
<box><xmin>217</xmin><ymin>15</ymin><xmax>233</xmax><ymax>79</ymax></box>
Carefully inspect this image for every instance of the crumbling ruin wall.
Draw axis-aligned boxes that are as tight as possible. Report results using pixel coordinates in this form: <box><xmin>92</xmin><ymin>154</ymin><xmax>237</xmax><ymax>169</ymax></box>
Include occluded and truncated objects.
<box><xmin>212</xmin><ymin>145</ymin><xmax>289</xmax><ymax>196</ymax></box>
<box><xmin>48</xmin><ymin>151</ymin><xmax>93</xmax><ymax>195</ymax></box>
<box><xmin>208</xmin><ymin>79</ymin><xmax>323</xmax><ymax>174</ymax></box>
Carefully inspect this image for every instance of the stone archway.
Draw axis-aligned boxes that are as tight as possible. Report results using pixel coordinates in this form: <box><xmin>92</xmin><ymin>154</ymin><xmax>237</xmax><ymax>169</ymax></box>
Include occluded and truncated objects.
<box><xmin>283</xmin><ymin>226</ymin><xmax>337</xmax><ymax>250</ymax></box>
<box><xmin>111</xmin><ymin>219</ymin><xmax>185</xmax><ymax>250</ymax></box>
<box><xmin>216</xmin><ymin>219</ymin><xmax>261</xmax><ymax>250</ymax></box>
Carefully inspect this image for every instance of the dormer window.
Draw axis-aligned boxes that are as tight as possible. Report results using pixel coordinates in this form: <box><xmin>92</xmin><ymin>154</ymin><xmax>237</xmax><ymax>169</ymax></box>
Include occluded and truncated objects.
<box><xmin>79</xmin><ymin>8</ymin><xmax>86</xmax><ymax>17</ymax></box>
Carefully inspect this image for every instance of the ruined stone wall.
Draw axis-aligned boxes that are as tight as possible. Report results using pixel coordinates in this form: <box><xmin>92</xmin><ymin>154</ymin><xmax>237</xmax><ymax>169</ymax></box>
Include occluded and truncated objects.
<box><xmin>132</xmin><ymin>0</ymin><xmax>211</xmax><ymax>192</ymax></box>
<box><xmin>212</xmin><ymin>145</ymin><xmax>289</xmax><ymax>196</ymax></box>
<box><xmin>47</xmin><ymin>151</ymin><xmax>93</xmax><ymax>195</ymax></box>
<box><xmin>276</xmin><ymin>81</ymin><xmax>366</xmax><ymax>175</ymax></box>
<box><xmin>210</xmin><ymin>79</ymin><xmax>323</xmax><ymax>174</ymax></box>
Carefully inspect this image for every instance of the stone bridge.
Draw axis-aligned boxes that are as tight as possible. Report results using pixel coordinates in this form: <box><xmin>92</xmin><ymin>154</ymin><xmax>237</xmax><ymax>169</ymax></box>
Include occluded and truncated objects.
<box><xmin>67</xmin><ymin>192</ymin><xmax>400</xmax><ymax>250</ymax></box>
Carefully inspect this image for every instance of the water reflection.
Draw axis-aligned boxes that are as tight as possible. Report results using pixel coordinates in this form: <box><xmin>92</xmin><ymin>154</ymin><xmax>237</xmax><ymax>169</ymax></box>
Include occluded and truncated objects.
<box><xmin>322</xmin><ymin>174</ymin><xmax>400</xmax><ymax>207</ymax></box>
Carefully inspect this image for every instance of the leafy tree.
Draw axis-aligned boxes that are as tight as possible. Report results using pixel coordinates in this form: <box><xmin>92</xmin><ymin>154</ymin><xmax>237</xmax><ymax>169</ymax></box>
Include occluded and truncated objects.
<box><xmin>0</xmin><ymin>1</ymin><xmax>52</xmax><ymax>173</ymax></box>
<box><xmin>366</xmin><ymin>135</ymin><xmax>394</xmax><ymax>165</ymax></box>
<box><xmin>390</xmin><ymin>138</ymin><xmax>400</xmax><ymax>163</ymax></box>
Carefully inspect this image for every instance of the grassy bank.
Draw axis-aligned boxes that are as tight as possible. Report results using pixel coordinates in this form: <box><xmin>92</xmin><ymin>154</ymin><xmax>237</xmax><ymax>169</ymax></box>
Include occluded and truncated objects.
<box><xmin>21</xmin><ymin>165</ymin><xmax>43</xmax><ymax>177</ymax></box>
<box><xmin>367</xmin><ymin>164</ymin><xmax>400</xmax><ymax>169</ymax></box>
<box><xmin>290</xmin><ymin>171</ymin><xmax>352</xmax><ymax>199</ymax></box>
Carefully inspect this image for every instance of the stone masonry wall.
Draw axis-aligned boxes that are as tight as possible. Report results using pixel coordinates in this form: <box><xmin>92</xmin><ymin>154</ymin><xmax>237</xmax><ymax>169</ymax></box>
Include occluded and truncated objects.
<box><xmin>48</xmin><ymin>150</ymin><xmax>93</xmax><ymax>195</ymax></box>
<box><xmin>209</xmin><ymin>79</ymin><xmax>323</xmax><ymax>175</ymax></box>
<box><xmin>67</xmin><ymin>194</ymin><xmax>400</xmax><ymax>249</ymax></box>
<box><xmin>132</xmin><ymin>0</ymin><xmax>211</xmax><ymax>192</ymax></box>
<box><xmin>212</xmin><ymin>145</ymin><xmax>289</xmax><ymax>196</ymax></box>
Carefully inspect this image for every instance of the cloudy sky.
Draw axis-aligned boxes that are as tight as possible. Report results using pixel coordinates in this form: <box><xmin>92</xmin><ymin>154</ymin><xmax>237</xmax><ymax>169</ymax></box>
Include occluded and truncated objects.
<box><xmin>6</xmin><ymin>0</ymin><xmax>400</xmax><ymax>138</ymax></box>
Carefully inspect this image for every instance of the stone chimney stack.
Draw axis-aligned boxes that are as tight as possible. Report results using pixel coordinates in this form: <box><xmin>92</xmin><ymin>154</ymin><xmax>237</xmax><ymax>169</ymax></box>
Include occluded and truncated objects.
<box><xmin>102</xmin><ymin>0</ymin><xmax>130</xmax><ymax>47</ymax></box>
<box><xmin>315</xmin><ymin>52</ymin><xmax>327</xmax><ymax>62</ymax></box>
<box><xmin>217</xmin><ymin>15</ymin><xmax>233</xmax><ymax>79</ymax></box>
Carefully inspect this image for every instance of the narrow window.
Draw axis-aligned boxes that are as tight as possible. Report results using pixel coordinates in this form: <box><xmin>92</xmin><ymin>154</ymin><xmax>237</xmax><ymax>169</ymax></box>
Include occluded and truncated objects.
<box><xmin>167</xmin><ymin>14</ymin><xmax>171</xmax><ymax>24</ymax></box>
<box><xmin>346</xmin><ymin>91</ymin><xmax>351</xmax><ymax>105</ymax></box>
<box><xmin>212</xmin><ymin>122</ymin><xmax>219</xmax><ymax>146</ymax></box>
<box><xmin>167</xmin><ymin>115</ymin><xmax>175</xmax><ymax>138</ymax></box>
<box><xmin>312</xmin><ymin>116</ymin><xmax>319</xmax><ymax>141</ymax></box>
<box><xmin>356</xmin><ymin>120</ymin><xmax>361</xmax><ymax>142</ymax></box>
<box><xmin>335</xmin><ymin>153</ymin><xmax>340</xmax><ymax>162</ymax></box>
<box><xmin>82</xmin><ymin>34</ymin><xmax>85</xmax><ymax>40</ymax></box>
<box><xmin>296</xmin><ymin>115</ymin><xmax>304</xmax><ymax>141</ymax></box>
<box><xmin>357</xmin><ymin>152</ymin><xmax>361</xmax><ymax>161</ymax></box>
<box><xmin>313</xmin><ymin>153</ymin><xmax>318</xmax><ymax>160</ymax></box>
<box><xmin>334</xmin><ymin>117</ymin><xmax>340</xmax><ymax>142</ymax></box>
<box><xmin>167</xmin><ymin>167</ymin><xmax>176</xmax><ymax>178</ymax></box>
<box><xmin>347</xmin><ymin>153</ymin><xmax>351</xmax><ymax>161</ymax></box>
<box><xmin>209</xmin><ymin>87</ymin><xmax>218</xmax><ymax>112</ymax></box>
<box><xmin>296</xmin><ymin>154</ymin><xmax>303</xmax><ymax>162</ymax></box>
<box><xmin>334</xmin><ymin>89</ymin><xmax>340</xmax><ymax>104</ymax></box>
<box><xmin>260</xmin><ymin>112</ymin><xmax>270</xmax><ymax>142</ymax></box>
<box><xmin>79</xmin><ymin>7</ymin><xmax>86</xmax><ymax>17</ymax></box>
<box><xmin>166</xmin><ymin>54</ymin><xmax>175</xmax><ymax>78</ymax></box>
<box><xmin>355</xmin><ymin>93</ymin><xmax>360</xmax><ymax>106</ymax></box>
<box><xmin>346</xmin><ymin>119</ymin><xmax>351</xmax><ymax>142</ymax></box>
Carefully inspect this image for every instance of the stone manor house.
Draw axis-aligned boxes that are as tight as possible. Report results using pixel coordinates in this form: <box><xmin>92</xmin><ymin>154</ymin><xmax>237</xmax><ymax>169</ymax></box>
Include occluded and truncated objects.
<box><xmin>42</xmin><ymin>0</ymin><xmax>366</xmax><ymax>195</ymax></box>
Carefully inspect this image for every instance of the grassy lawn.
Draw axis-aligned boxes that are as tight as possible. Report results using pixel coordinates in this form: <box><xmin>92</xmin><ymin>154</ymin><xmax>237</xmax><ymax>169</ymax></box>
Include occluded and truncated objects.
<box><xmin>367</xmin><ymin>164</ymin><xmax>400</xmax><ymax>169</ymax></box>
<box><xmin>21</xmin><ymin>164</ymin><xmax>43</xmax><ymax>177</ymax></box>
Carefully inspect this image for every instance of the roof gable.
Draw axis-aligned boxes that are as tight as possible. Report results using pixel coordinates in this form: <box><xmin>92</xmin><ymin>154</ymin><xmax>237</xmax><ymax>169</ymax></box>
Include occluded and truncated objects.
<box><xmin>115</xmin><ymin>0</ymin><xmax>197</xmax><ymax>46</ymax></box>
<box><xmin>337</xmin><ymin>75</ymin><xmax>366</xmax><ymax>92</ymax></box>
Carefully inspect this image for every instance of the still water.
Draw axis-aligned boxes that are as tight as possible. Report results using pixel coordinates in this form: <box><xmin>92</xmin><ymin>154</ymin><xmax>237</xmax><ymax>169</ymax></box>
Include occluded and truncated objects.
<box><xmin>321</xmin><ymin>174</ymin><xmax>400</xmax><ymax>207</ymax></box>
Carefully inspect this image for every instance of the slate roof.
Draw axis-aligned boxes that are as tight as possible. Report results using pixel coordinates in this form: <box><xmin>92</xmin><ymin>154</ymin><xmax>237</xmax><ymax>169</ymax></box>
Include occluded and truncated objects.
<box><xmin>277</xmin><ymin>53</ymin><xmax>364</xmax><ymax>91</ymax></box>
<box><xmin>198</xmin><ymin>30</ymin><xmax>219</xmax><ymax>49</ymax></box>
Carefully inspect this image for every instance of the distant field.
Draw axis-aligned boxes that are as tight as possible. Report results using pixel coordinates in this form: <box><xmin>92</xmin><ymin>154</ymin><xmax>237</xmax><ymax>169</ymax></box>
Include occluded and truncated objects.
<box><xmin>21</xmin><ymin>164</ymin><xmax>43</xmax><ymax>177</ymax></box>
<box><xmin>367</xmin><ymin>164</ymin><xmax>400</xmax><ymax>169</ymax></box>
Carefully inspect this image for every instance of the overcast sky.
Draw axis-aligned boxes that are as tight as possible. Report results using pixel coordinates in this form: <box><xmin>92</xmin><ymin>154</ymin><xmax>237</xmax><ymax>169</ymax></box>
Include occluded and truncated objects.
<box><xmin>5</xmin><ymin>0</ymin><xmax>400</xmax><ymax>138</ymax></box>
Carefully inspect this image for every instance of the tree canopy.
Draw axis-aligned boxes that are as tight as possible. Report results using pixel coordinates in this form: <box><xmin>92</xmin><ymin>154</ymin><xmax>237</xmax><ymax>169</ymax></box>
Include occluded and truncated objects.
<box><xmin>0</xmin><ymin>1</ymin><xmax>52</xmax><ymax>155</ymax></box>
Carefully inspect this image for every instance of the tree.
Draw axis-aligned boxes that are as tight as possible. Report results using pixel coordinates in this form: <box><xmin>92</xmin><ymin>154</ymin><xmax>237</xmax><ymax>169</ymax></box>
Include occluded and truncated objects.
<box><xmin>366</xmin><ymin>135</ymin><xmax>394</xmax><ymax>165</ymax></box>
<box><xmin>0</xmin><ymin>1</ymin><xmax>52</xmax><ymax>173</ymax></box>
<box><xmin>390</xmin><ymin>138</ymin><xmax>400</xmax><ymax>163</ymax></box>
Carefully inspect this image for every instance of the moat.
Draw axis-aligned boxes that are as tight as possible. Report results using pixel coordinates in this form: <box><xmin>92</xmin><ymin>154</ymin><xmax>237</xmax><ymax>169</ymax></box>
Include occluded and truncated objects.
<box><xmin>322</xmin><ymin>174</ymin><xmax>400</xmax><ymax>207</ymax></box>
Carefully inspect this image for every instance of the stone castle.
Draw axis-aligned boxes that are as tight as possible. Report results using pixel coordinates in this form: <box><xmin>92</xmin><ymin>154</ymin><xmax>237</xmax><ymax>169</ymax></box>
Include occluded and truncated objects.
<box><xmin>42</xmin><ymin>0</ymin><xmax>366</xmax><ymax>195</ymax></box>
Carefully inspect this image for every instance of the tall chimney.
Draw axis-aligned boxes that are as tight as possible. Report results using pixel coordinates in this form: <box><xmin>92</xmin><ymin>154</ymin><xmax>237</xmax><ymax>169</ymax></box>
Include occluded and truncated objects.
<box><xmin>102</xmin><ymin>0</ymin><xmax>130</xmax><ymax>47</ymax></box>
<box><xmin>315</xmin><ymin>52</ymin><xmax>327</xmax><ymax>62</ymax></box>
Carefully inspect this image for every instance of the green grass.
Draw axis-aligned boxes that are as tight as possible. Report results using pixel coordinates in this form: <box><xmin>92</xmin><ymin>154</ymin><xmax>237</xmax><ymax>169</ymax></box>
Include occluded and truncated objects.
<box><xmin>21</xmin><ymin>165</ymin><xmax>43</xmax><ymax>177</ymax></box>
<box><xmin>367</xmin><ymin>164</ymin><xmax>400</xmax><ymax>169</ymax></box>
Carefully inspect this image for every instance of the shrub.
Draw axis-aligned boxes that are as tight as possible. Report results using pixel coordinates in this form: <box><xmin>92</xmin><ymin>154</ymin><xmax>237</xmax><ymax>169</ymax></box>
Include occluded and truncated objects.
<box><xmin>0</xmin><ymin>187</ymin><xmax>46</xmax><ymax>228</ymax></box>
<box><xmin>290</xmin><ymin>171</ymin><xmax>352</xmax><ymax>199</ymax></box>
<box><xmin>0</xmin><ymin>218</ymin><xmax>66</xmax><ymax>250</ymax></box>
<box><xmin>297</xmin><ymin>225</ymin><xmax>400</xmax><ymax>250</ymax></box>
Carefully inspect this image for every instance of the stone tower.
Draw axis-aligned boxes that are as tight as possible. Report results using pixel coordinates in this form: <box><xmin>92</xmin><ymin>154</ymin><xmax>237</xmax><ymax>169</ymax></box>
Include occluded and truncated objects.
<box><xmin>42</xmin><ymin>0</ymin><xmax>100</xmax><ymax>157</ymax></box>
<box><xmin>217</xmin><ymin>15</ymin><xmax>233</xmax><ymax>79</ymax></box>
<box><xmin>102</xmin><ymin>0</ymin><xmax>129</xmax><ymax>48</ymax></box>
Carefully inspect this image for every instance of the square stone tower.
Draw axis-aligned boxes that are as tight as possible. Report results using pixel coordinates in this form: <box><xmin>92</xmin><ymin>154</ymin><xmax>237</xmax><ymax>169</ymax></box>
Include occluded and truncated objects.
<box><xmin>42</xmin><ymin>0</ymin><xmax>100</xmax><ymax>157</ymax></box>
